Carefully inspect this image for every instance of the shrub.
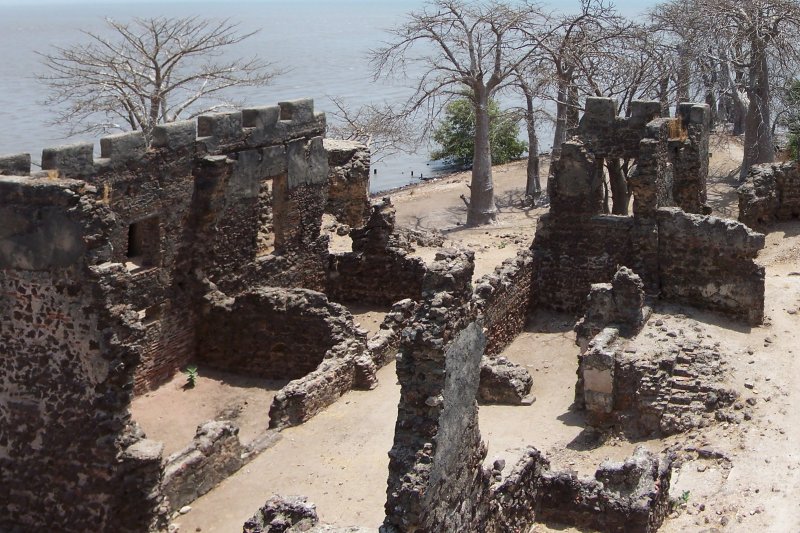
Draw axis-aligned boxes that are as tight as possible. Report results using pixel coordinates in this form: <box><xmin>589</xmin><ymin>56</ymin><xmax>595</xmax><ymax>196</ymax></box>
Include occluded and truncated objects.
<box><xmin>430</xmin><ymin>97</ymin><xmax>526</xmax><ymax>167</ymax></box>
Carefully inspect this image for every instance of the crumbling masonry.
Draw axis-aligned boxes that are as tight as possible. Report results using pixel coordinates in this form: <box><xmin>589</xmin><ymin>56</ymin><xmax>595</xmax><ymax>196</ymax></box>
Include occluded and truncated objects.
<box><xmin>532</xmin><ymin>97</ymin><xmax>765</xmax><ymax>325</ymax></box>
<box><xmin>0</xmin><ymin>98</ymin><xmax>387</xmax><ymax>531</ymax></box>
<box><xmin>0</xmin><ymin>93</ymin><xmax>771</xmax><ymax>533</ymax></box>
<box><xmin>738</xmin><ymin>158</ymin><xmax>800</xmax><ymax>229</ymax></box>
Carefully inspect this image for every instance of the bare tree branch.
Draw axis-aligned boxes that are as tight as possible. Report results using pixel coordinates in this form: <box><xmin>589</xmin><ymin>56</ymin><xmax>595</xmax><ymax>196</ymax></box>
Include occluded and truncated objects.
<box><xmin>37</xmin><ymin>16</ymin><xmax>280</xmax><ymax>144</ymax></box>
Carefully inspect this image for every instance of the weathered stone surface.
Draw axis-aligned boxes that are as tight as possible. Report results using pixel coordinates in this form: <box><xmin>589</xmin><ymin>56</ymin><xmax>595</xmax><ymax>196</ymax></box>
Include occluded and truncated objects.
<box><xmin>151</xmin><ymin>120</ymin><xmax>197</xmax><ymax>150</ymax></box>
<box><xmin>198</xmin><ymin>111</ymin><xmax>244</xmax><ymax>143</ymax></box>
<box><xmin>478</xmin><ymin>356</ymin><xmax>533</xmax><ymax>405</ymax></box>
<box><xmin>579</xmin><ymin>326</ymin><xmax>739</xmax><ymax>436</ymax></box>
<box><xmin>531</xmin><ymin>213</ymin><xmax>635</xmax><ymax>313</ymax></box>
<box><xmin>548</xmin><ymin>140</ymin><xmax>603</xmax><ymax>216</ymax></box>
<box><xmin>327</xmin><ymin>199</ymin><xmax>427</xmax><ymax>306</ymax></box>
<box><xmin>575</xmin><ymin>267</ymin><xmax>647</xmax><ymax>350</ymax></box>
<box><xmin>473</xmin><ymin>250</ymin><xmax>534</xmax><ymax>355</ymax></box>
<box><xmin>279</xmin><ymin>98</ymin><xmax>315</xmax><ymax>123</ymax></box>
<box><xmin>738</xmin><ymin>159</ymin><xmax>800</xmax><ymax>228</ymax></box>
<box><xmin>0</xmin><ymin>98</ymin><xmax>347</xmax><ymax>532</ymax></box>
<box><xmin>41</xmin><ymin>142</ymin><xmax>94</xmax><ymax>178</ymax></box>
<box><xmin>0</xmin><ymin>153</ymin><xmax>31</xmax><ymax>175</ymax></box>
<box><xmin>163</xmin><ymin>420</ymin><xmax>245</xmax><ymax>511</ymax></box>
<box><xmin>383</xmin><ymin>251</ymin><xmax>489</xmax><ymax>533</ymax></box>
<box><xmin>324</xmin><ymin>139</ymin><xmax>371</xmax><ymax>227</ymax></box>
<box><xmin>657</xmin><ymin>208</ymin><xmax>765</xmax><ymax>325</ymax></box>
<box><xmin>532</xmin><ymin>99</ymin><xmax>763</xmax><ymax>325</ymax></box>
<box><xmin>0</xmin><ymin>180</ymin><xmax>168</xmax><ymax>532</ymax></box>
<box><xmin>244</xmin><ymin>495</ymin><xmax>319</xmax><ymax>533</ymax></box>
<box><xmin>199</xmin><ymin>287</ymin><xmax>366</xmax><ymax>380</ymax></box>
<box><xmin>574</xmin><ymin>96</ymin><xmax>709</xmax><ymax>214</ymax></box>
<box><xmin>367</xmin><ymin>298</ymin><xmax>417</xmax><ymax>368</ymax></box>
<box><xmin>536</xmin><ymin>446</ymin><xmax>673</xmax><ymax>533</ymax></box>
<box><xmin>100</xmin><ymin>130</ymin><xmax>147</xmax><ymax>164</ymax></box>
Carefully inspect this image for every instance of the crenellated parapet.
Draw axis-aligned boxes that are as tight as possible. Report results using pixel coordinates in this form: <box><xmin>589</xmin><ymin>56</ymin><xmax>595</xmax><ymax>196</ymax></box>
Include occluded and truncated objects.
<box><xmin>0</xmin><ymin>98</ymin><xmax>325</xmax><ymax>179</ymax></box>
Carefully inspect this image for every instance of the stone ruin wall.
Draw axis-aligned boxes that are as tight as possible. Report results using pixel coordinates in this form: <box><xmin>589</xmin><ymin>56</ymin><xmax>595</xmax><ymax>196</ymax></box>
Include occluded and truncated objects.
<box><xmin>197</xmin><ymin>287</ymin><xmax>366</xmax><ymax>381</ymax></box>
<box><xmin>0</xmin><ymin>178</ymin><xmax>165</xmax><ymax>532</ymax></box>
<box><xmin>738</xmin><ymin>159</ymin><xmax>800</xmax><ymax>229</ymax></box>
<box><xmin>473</xmin><ymin>249</ymin><xmax>535</xmax><ymax>356</ymax></box>
<box><xmin>0</xmin><ymin>98</ymin><xmax>334</xmax><ymax>396</ymax></box>
<box><xmin>326</xmin><ymin>199</ymin><xmax>427</xmax><ymax>307</ymax></box>
<box><xmin>380</xmin><ymin>250</ymin><xmax>673</xmax><ymax>533</ymax></box>
<box><xmin>532</xmin><ymin>97</ymin><xmax>765</xmax><ymax>325</ymax></box>
<box><xmin>575</xmin><ymin>267</ymin><xmax>740</xmax><ymax>437</ymax></box>
<box><xmin>323</xmin><ymin>138</ymin><xmax>371</xmax><ymax>228</ymax></box>
<box><xmin>657</xmin><ymin>207</ymin><xmax>765</xmax><ymax>325</ymax></box>
<box><xmin>0</xmin><ymin>98</ymin><xmax>381</xmax><ymax>531</ymax></box>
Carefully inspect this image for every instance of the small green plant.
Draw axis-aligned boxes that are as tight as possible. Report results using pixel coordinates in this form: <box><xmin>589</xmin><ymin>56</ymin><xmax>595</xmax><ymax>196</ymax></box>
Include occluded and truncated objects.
<box><xmin>670</xmin><ymin>489</ymin><xmax>691</xmax><ymax>513</ymax></box>
<box><xmin>184</xmin><ymin>365</ymin><xmax>198</xmax><ymax>388</ymax></box>
<box><xmin>497</xmin><ymin>240</ymin><xmax>508</xmax><ymax>249</ymax></box>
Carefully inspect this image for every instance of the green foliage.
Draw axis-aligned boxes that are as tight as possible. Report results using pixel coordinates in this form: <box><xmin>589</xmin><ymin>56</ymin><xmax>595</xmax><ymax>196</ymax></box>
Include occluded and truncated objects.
<box><xmin>184</xmin><ymin>364</ymin><xmax>199</xmax><ymax>389</ymax></box>
<box><xmin>783</xmin><ymin>80</ymin><xmax>800</xmax><ymax>160</ymax></box>
<box><xmin>430</xmin><ymin>98</ymin><xmax>526</xmax><ymax>167</ymax></box>
<box><xmin>790</xmin><ymin>134</ymin><xmax>800</xmax><ymax>161</ymax></box>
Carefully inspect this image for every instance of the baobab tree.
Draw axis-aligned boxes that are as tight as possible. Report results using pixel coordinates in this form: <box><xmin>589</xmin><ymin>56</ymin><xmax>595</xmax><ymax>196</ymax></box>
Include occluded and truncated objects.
<box><xmin>510</xmin><ymin>64</ymin><xmax>552</xmax><ymax>199</ymax></box>
<box><xmin>654</xmin><ymin>0</ymin><xmax>800</xmax><ymax>177</ymax></box>
<box><xmin>38</xmin><ymin>16</ymin><xmax>277</xmax><ymax>144</ymax></box>
<box><xmin>533</xmin><ymin>0</ymin><xmax>633</xmax><ymax>160</ymax></box>
<box><xmin>371</xmin><ymin>0</ymin><xmax>546</xmax><ymax>226</ymax></box>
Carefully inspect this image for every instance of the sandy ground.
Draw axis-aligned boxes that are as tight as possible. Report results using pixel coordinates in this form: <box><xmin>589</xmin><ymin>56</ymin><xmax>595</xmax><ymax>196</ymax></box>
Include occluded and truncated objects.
<box><xmin>176</xmin><ymin>363</ymin><xmax>401</xmax><ymax>531</ymax></box>
<box><xmin>138</xmin><ymin>136</ymin><xmax>800</xmax><ymax>532</ymax></box>
<box><xmin>131</xmin><ymin>370</ymin><xmax>285</xmax><ymax>457</ymax></box>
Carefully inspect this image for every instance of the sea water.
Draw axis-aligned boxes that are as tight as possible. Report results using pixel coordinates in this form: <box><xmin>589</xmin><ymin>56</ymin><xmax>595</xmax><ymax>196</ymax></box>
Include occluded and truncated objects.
<box><xmin>0</xmin><ymin>0</ymin><xmax>460</xmax><ymax>191</ymax></box>
<box><xmin>0</xmin><ymin>0</ymin><xmax>651</xmax><ymax>191</ymax></box>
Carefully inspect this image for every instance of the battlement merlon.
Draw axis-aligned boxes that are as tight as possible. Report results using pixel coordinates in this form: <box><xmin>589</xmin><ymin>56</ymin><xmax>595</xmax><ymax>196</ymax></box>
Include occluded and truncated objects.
<box><xmin>0</xmin><ymin>153</ymin><xmax>31</xmax><ymax>176</ymax></box>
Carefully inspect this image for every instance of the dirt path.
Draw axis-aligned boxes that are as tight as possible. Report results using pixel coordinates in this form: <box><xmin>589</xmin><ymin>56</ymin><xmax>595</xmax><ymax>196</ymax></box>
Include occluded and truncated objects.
<box><xmin>177</xmin><ymin>362</ymin><xmax>400</xmax><ymax>531</ymax></box>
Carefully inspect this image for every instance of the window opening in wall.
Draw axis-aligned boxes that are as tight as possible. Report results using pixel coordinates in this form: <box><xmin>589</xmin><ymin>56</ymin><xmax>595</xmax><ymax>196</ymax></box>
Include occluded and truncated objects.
<box><xmin>257</xmin><ymin>174</ymin><xmax>288</xmax><ymax>256</ymax></box>
<box><xmin>126</xmin><ymin>215</ymin><xmax>161</xmax><ymax>271</ymax></box>
<box><xmin>137</xmin><ymin>303</ymin><xmax>164</xmax><ymax>326</ymax></box>
<box><xmin>256</xmin><ymin>181</ymin><xmax>276</xmax><ymax>256</ymax></box>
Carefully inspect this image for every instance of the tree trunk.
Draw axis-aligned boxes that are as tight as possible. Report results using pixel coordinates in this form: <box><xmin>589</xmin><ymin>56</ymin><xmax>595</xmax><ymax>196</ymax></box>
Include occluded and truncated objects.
<box><xmin>741</xmin><ymin>38</ymin><xmax>774</xmax><ymax>179</ymax></box>
<box><xmin>658</xmin><ymin>76</ymin><xmax>670</xmax><ymax>117</ymax></box>
<box><xmin>566</xmin><ymin>83</ymin><xmax>580</xmax><ymax>130</ymax></box>
<box><xmin>676</xmin><ymin>44</ymin><xmax>691</xmax><ymax>107</ymax></box>
<box><xmin>467</xmin><ymin>90</ymin><xmax>497</xmax><ymax>226</ymax></box>
<box><xmin>607</xmin><ymin>158</ymin><xmax>629</xmax><ymax>215</ymax></box>
<box><xmin>702</xmin><ymin>66</ymin><xmax>717</xmax><ymax>128</ymax></box>
<box><xmin>551</xmin><ymin>79</ymin><xmax>569</xmax><ymax>162</ymax></box>
<box><xmin>525</xmin><ymin>92</ymin><xmax>541</xmax><ymax>197</ymax></box>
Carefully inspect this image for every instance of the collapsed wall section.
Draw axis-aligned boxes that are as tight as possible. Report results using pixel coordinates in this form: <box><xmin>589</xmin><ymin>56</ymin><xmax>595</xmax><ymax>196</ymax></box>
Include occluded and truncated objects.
<box><xmin>0</xmin><ymin>177</ymin><xmax>164</xmax><ymax>532</ymax></box>
<box><xmin>532</xmin><ymin>98</ymin><xmax>764</xmax><ymax>325</ymax></box>
<box><xmin>738</xmin><ymin>159</ymin><xmax>800</xmax><ymax>228</ymax></box>
<box><xmin>324</xmin><ymin>138</ymin><xmax>371</xmax><ymax>227</ymax></box>
<box><xmin>327</xmin><ymin>199</ymin><xmax>426</xmax><ymax>306</ymax></box>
